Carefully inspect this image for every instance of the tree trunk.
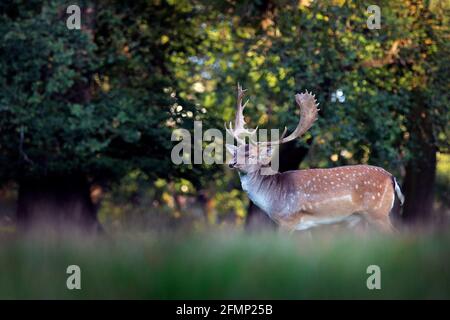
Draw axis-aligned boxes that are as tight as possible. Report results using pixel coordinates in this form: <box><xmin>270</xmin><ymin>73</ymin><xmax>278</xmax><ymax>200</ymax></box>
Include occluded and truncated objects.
<box><xmin>402</xmin><ymin>153</ymin><xmax>437</xmax><ymax>225</ymax></box>
<box><xmin>402</xmin><ymin>91</ymin><xmax>437</xmax><ymax>226</ymax></box>
<box><xmin>246</xmin><ymin>139</ymin><xmax>312</xmax><ymax>230</ymax></box>
<box><xmin>16</xmin><ymin>174</ymin><xmax>100</xmax><ymax>232</ymax></box>
<box><xmin>14</xmin><ymin>4</ymin><xmax>101</xmax><ymax>233</ymax></box>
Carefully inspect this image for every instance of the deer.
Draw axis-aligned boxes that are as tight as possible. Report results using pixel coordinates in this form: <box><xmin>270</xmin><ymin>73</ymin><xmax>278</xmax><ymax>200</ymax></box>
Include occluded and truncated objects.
<box><xmin>225</xmin><ymin>84</ymin><xmax>404</xmax><ymax>233</ymax></box>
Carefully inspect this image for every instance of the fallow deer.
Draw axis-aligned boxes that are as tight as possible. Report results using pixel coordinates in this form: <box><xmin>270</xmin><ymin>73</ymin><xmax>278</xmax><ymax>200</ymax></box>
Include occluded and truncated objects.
<box><xmin>225</xmin><ymin>84</ymin><xmax>404</xmax><ymax>232</ymax></box>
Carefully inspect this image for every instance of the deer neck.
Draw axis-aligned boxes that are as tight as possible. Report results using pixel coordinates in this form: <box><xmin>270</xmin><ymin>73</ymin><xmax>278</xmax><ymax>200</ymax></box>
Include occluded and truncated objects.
<box><xmin>238</xmin><ymin>169</ymin><xmax>288</xmax><ymax>216</ymax></box>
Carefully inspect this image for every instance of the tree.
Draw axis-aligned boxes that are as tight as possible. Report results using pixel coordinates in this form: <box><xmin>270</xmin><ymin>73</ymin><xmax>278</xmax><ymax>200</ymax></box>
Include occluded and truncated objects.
<box><xmin>0</xmin><ymin>0</ymin><xmax>208</xmax><ymax>230</ymax></box>
<box><xmin>394</xmin><ymin>1</ymin><xmax>449</xmax><ymax>225</ymax></box>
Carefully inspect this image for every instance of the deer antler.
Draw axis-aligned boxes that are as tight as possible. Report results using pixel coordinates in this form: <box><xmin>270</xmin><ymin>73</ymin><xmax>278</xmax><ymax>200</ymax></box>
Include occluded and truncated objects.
<box><xmin>226</xmin><ymin>85</ymin><xmax>318</xmax><ymax>146</ymax></box>
<box><xmin>266</xmin><ymin>91</ymin><xmax>319</xmax><ymax>145</ymax></box>
<box><xmin>225</xmin><ymin>84</ymin><xmax>258</xmax><ymax>145</ymax></box>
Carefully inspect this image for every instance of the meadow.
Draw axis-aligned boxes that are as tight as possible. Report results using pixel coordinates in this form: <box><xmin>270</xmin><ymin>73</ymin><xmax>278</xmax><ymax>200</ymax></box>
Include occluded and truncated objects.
<box><xmin>0</xmin><ymin>229</ymin><xmax>449</xmax><ymax>299</ymax></box>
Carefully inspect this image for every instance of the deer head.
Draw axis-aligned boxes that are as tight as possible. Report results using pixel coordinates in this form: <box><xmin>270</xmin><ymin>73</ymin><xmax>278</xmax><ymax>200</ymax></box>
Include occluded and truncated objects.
<box><xmin>225</xmin><ymin>84</ymin><xmax>319</xmax><ymax>174</ymax></box>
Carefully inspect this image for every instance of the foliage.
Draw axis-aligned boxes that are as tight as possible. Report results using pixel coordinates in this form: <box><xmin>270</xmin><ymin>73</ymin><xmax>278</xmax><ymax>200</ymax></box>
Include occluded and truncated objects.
<box><xmin>0</xmin><ymin>0</ymin><xmax>212</xmax><ymax>186</ymax></box>
<box><xmin>0</xmin><ymin>0</ymin><xmax>448</xmax><ymax>223</ymax></box>
<box><xmin>191</xmin><ymin>0</ymin><xmax>449</xmax><ymax>174</ymax></box>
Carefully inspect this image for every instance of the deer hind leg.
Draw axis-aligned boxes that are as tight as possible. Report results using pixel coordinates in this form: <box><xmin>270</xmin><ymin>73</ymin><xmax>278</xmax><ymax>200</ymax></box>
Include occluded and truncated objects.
<box><xmin>364</xmin><ymin>187</ymin><xmax>396</xmax><ymax>233</ymax></box>
<box><xmin>365</xmin><ymin>213</ymin><xmax>395</xmax><ymax>233</ymax></box>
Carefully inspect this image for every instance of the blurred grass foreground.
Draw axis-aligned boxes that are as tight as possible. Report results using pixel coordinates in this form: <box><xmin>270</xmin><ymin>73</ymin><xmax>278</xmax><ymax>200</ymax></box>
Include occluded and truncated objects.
<box><xmin>0</xmin><ymin>231</ymin><xmax>449</xmax><ymax>299</ymax></box>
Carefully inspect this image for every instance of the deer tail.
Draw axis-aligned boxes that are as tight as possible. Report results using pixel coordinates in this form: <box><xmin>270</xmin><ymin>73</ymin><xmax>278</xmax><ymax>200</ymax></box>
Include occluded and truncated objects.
<box><xmin>392</xmin><ymin>176</ymin><xmax>405</xmax><ymax>206</ymax></box>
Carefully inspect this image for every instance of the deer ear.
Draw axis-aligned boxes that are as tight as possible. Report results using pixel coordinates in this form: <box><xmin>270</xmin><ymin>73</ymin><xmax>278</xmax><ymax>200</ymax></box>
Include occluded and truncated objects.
<box><xmin>225</xmin><ymin>144</ymin><xmax>237</xmax><ymax>155</ymax></box>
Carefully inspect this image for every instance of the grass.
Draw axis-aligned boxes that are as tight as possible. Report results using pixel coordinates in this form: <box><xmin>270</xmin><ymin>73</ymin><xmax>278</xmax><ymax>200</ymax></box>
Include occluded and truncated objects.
<box><xmin>0</xmin><ymin>229</ymin><xmax>449</xmax><ymax>299</ymax></box>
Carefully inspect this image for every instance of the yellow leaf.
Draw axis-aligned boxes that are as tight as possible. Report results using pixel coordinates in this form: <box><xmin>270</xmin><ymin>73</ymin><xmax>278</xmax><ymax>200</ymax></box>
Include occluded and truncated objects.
<box><xmin>160</xmin><ymin>35</ymin><xmax>170</xmax><ymax>44</ymax></box>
